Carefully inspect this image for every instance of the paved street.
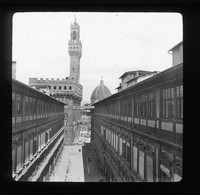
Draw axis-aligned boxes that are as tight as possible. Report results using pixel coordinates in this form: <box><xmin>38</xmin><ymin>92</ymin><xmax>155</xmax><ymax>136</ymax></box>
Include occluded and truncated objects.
<box><xmin>49</xmin><ymin>136</ymin><xmax>104</xmax><ymax>182</ymax></box>
<box><xmin>82</xmin><ymin>143</ymin><xmax>105</xmax><ymax>182</ymax></box>
<box><xmin>49</xmin><ymin>145</ymin><xmax>84</xmax><ymax>182</ymax></box>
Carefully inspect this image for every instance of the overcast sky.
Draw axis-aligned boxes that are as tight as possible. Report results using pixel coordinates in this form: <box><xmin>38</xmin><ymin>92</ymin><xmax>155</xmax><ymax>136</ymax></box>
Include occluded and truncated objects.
<box><xmin>12</xmin><ymin>12</ymin><xmax>182</xmax><ymax>103</ymax></box>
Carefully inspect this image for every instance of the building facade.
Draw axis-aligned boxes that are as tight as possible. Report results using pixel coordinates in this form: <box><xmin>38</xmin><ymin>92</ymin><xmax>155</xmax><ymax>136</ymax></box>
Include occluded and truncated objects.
<box><xmin>12</xmin><ymin>79</ymin><xmax>65</xmax><ymax>181</ymax></box>
<box><xmin>168</xmin><ymin>41</ymin><xmax>183</xmax><ymax>67</ymax></box>
<box><xmin>91</xmin><ymin>43</ymin><xmax>183</xmax><ymax>182</ymax></box>
<box><xmin>29</xmin><ymin>18</ymin><xmax>82</xmax><ymax>145</ymax></box>
<box><xmin>116</xmin><ymin>70</ymin><xmax>158</xmax><ymax>92</ymax></box>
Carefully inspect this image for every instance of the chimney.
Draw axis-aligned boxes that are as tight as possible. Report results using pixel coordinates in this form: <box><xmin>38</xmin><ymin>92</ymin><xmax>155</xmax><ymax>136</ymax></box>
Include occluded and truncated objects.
<box><xmin>12</xmin><ymin>61</ymin><xmax>16</xmax><ymax>79</ymax></box>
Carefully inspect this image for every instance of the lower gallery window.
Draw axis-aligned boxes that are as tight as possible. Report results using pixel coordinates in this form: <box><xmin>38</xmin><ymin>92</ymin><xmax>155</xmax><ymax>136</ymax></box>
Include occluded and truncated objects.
<box><xmin>12</xmin><ymin>147</ymin><xmax>16</xmax><ymax>173</ymax></box>
<box><xmin>25</xmin><ymin>141</ymin><xmax>29</xmax><ymax>164</ymax></box>
<box><xmin>38</xmin><ymin>135</ymin><xmax>41</xmax><ymax>151</ymax></box>
<box><xmin>146</xmin><ymin>155</ymin><xmax>153</xmax><ymax>182</ymax></box>
<box><xmin>33</xmin><ymin>136</ymin><xmax>37</xmax><ymax>155</ymax></box>
<box><xmin>30</xmin><ymin>139</ymin><xmax>33</xmax><ymax>159</ymax></box>
<box><xmin>111</xmin><ymin>132</ymin><xmax>113</xmax><ymax>147</ymax></box>
<box><xmin>139</xmin><ymin>150</ymin><xmax>144</xmax><ymax>179</ymax></box>
<box><xmin>119</xmin><ymin>137</ymin><xmax>122</xmax><ymax>156</ymax></box>
<box><xmin>116</xmin><ymin>135</ymin><xmax>118</xmax><ymax>152</ymax></box>
<box><xmin>122</xmin><ymin>139</ymin><xmax>126</xmax><ymax>158</ymax></box>
<box><xmin>16</xmin><ymin>145</ymin><xmax>22</xmax><ymax>172</ymax></box>
<box><xmin>113</xmin><ymin>134</ymin><xmax>116</xmax><ymax>149</ymax></box>
<box><xmin>126</xmin><ymin>142</ymin><xmax>131</xmax><ymax>163</ymax></box>
<box><xmin>133</xmin><ymin>146</ymin><xmax>138</xmax><ymax>171</ymax></box>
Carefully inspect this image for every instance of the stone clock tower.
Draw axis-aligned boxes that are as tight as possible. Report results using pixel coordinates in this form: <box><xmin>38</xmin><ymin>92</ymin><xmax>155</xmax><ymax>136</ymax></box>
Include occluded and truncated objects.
<box><xmin>68</xmin><ymin>18</ymin><xmax>82</xmax><ymax>83</ymax></box>
<box><xmin>29</xmin><ymin>17</ymin><xmax>83</xmax><ymax>145</ymax></box>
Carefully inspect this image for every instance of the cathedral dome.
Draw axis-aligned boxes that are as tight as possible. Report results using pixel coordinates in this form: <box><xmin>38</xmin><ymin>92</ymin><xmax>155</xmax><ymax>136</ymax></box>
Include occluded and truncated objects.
<box><xmin>91</xmin><ymin>79</ymin><xmax>112</xmax><ymax>104</ymax></box>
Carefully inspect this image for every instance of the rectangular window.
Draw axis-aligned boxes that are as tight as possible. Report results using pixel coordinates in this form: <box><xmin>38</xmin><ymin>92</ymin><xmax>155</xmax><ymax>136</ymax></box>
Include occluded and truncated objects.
<box><xmin>30</xmin><ymin>139</ymin><xmax>33</xmax><ymax>159</ymax></box>
<box><xmin>16</xmin><ymin>145</ymin><xmax>22</xmax><ymax>172</ymax></box>
<box><xmin>38</xmin><ymin>134</ymin><xmax>41</xmax><ymax>151</ymax></box>
<box><xmin>12</xmin><ymin>93</ymin><xmax>15</xmax><ymax>115</ymax></box>
<box><xmin>134</xmin><ymin>96</ymin><xmax>140</xmax><ymax>116</ymax></box>
<box><xmin>122</xmin><ymin>139</ymin><xmax>126</xmax><ymax>159</ymax></box>
<box><xmin>146</xmin><ymin>155</ymin><xmax>153</xmax><ymax>182</ymax></box>
<box><xmin>116</xmin><ymin>135</ymin><xmax>118</xmax><ymax>152</ymax></box>
<box><xmin>16</xmin><ymin>94</ymin><xmax>22</xmax><ymax>114</ymax></box>
<box><xmin>119</xmin><ymin>137</ymin><xmax>122</xmax><ymax>156</ymax></box>
<box><xmin>59</xmin><ymin>86</ymin><xmax>61</xmax><ymax>90</ymax></box>
<box><xmin>111</xmin><ymin>132</ymin><xmax>113</xmax><ymax>147</ymax></box>
<box><xmin>148</xmin><ymin>92</ymin><xmax>155</xmax><ymax>117</ymax></box>
<box><xmin>33</xmin><ymin>136</ymin><xmax>37</xmax><ymax>155</ymax></box>
<box><xmin>176</xmin><ymin>85</ymin><xmax>183</xmax><ymax>119</ymax></box>
<box><xmin>54</xmin><ymin>86</ymin><xmax>56</xmax><ymax>90</ymax></box>
<box><xmin>109</xmin><ymin>130</ymin><xmax>111</xmax><ymax>145</ymax></box>
<box><xmin>25</xmin><ymin>140</ymin><xmax>29</xmax><ymax>164</ymax></box>
<box><xmin>25</xmin><ymin>96</ymin><xmax>29</xmax><ymax>114</ymax></box>
<box><xmin>162</xmin><ymin>88</ymin><xmax>175</xmax><ymax>118</ymax></box>
<box><xmin>12</xmin><ymin>147</ymin><xmax>16</xmax><ymax>173</ymax></box>
<box><xmin>139</xmin><ymin>150</ymin><xmax>144</xmax><ymax>179</ymax></box>
<box><xmin>113</xmin><ymin>133</ymin><xmax>115</xmax><ymax>149</ymax></box>
<box><xmin>133</xmin><ymin>146</ymin><xmax>138</xmax><ymax>171</ymax></box>
<box><xmin>141</xmin><ymin>94</ymin><xmax>148</xmax><ymax>116</ymax></box>
<box><xmin>64</xmin><ymin>86</ymin><xmax>67</xmax><ymax>90</ymax></box>
<box><xmin>126</xmin><ymin>142</ymin><xmax>131</xmax><ymax>164</ymax></box>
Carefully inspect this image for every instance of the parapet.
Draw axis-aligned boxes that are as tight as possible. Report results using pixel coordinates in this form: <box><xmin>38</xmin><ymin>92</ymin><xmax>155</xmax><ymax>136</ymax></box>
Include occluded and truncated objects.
<box><xmin>29</xmin><ymin>77</ymin><xmax>71</xmax><ymax>83</ymax></box>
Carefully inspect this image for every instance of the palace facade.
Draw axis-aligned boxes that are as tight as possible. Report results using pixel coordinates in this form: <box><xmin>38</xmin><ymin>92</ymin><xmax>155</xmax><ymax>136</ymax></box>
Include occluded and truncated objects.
<box><xmin>91</xmin><ymin>42</ymin><xmax>183</xmax><ymax>182</ymax></box>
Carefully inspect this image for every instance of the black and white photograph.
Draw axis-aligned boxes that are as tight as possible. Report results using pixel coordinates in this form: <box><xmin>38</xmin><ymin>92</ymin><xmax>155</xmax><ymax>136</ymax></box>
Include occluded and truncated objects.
<box><xmin>12</xmin><ymin>12</ymin><xmax>183</xmax><ymax>182</ymax></box>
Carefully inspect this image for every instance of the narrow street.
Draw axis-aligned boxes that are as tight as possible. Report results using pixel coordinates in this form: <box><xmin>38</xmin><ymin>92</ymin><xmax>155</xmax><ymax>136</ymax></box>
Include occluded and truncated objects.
<box><xmin>49</xmin><ymin>145</ymin><xmax>84</xmax><ymax>182</ymax></box>
<box><xmin>49</xmin><ymin>135</ymin><xmax>104</xmax><ymax>182</ymax></box>
<box><xmin>82</xmin><ymin>143</ymin><xmax>105</xmax><ymax>182</ymax></box>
